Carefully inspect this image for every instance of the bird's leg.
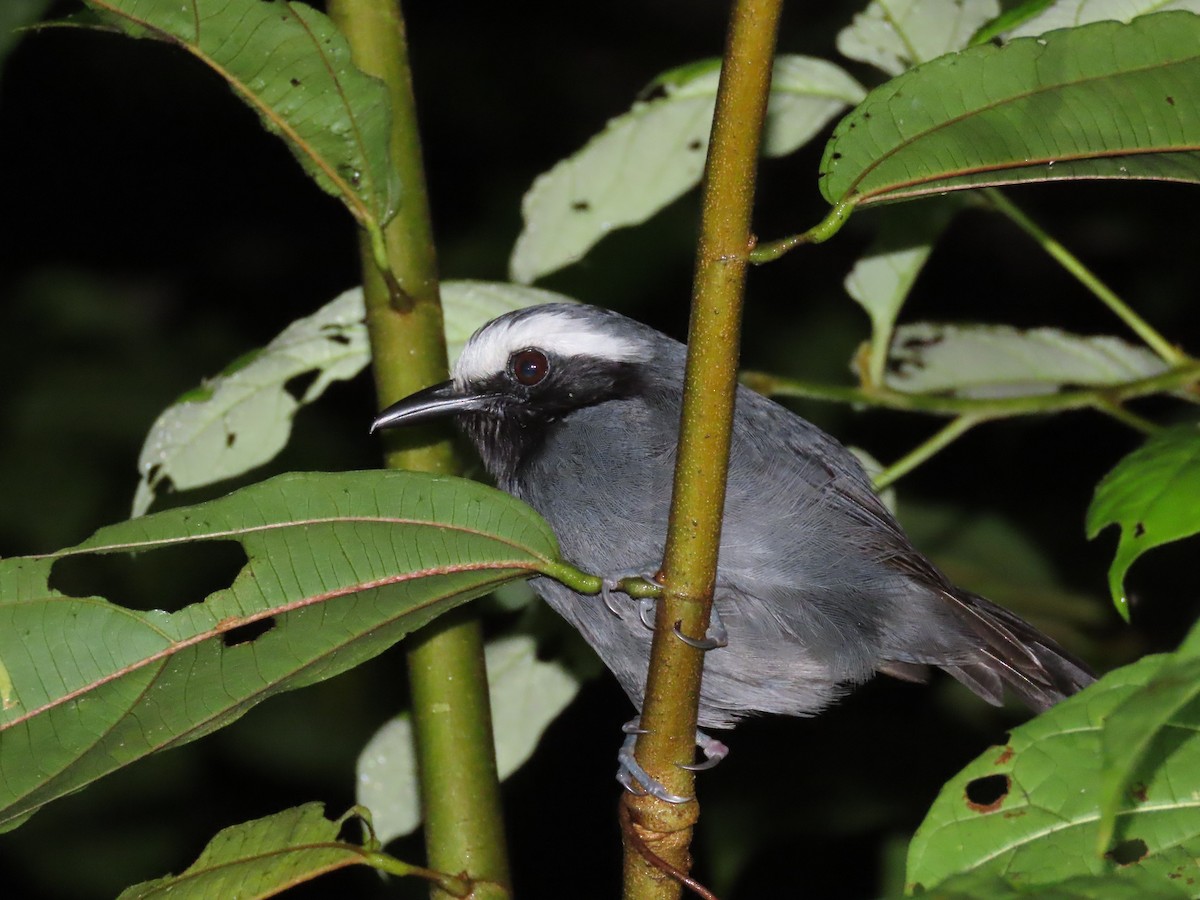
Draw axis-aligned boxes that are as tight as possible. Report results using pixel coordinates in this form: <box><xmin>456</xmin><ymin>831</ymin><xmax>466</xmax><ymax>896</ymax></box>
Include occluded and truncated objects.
<box><xmin>616</xmin><ymin>718</ymin><xmax>730</xmax><ymax>802</ymax></box>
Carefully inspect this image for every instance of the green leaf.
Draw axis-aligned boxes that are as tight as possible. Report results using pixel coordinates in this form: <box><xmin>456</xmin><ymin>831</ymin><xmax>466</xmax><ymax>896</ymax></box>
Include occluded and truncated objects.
<box><xmin>907</xmin><ymin>655</ymin><xmax>1200</xmax><ymax>894</ymax></box>
<box><xmin>116</xmin><ymin>804</ymin><xmax>432</xmax><ymax>899</ymax></box>
<box><xmin>837</xmin><ymin>0</ymin><xmax>999</xmax><ymax>76</ymax></box>
<box><xmin>1005</xmin><ymin>0</ymin><xmax>1200</xmax><ymax>40</ymax></box>
<box><xmin>0</xmin><ymin>470</ymin><xmax>567</xmax><ymax>831</ymax></box>
<box><xmin>884</xmin><ymin>324</ymin><xmax>1169</xmax><ymax>398</ymax></box>
<box><xmin>80</xmin><ymin>0</ymin><xmax>400</xmax><ymax>232</ymax></box>
<box><xmin>1096</xmin><ymin>620</ymin><xmax>1200</xmax><ymax>856</ymax></box>
<box><xmin>821</xmin><ymin>13</ymin><xmax>1200</xmax><ymax>207</ymax></box>
<box><xmin>1087</xmin><ymin>423</ymin><xmax>1200</xmax><ymax>618</ymax></box>
<box><xmin>132</xmin><ymin>280</ymin><xmax>573</xmax><ymax>515</ymax></box>
<box><xmin>917</xmin><ymin>866</ymin><xmax>1190</xmax><ymax>898</ymax></box>
<box><xmin>509</xmin><ymin>55</ymin><xmax>864</xmax><ymax>284</ymax></box>
<box><xmin>357</xmin><ymin>634</ymin><xmax>580</xmax><ymax>844</ymax></box>
<box><xmin>843</xmin><ymin>200</ymin><xmax>961</xmax><ymax>387</ymax></box>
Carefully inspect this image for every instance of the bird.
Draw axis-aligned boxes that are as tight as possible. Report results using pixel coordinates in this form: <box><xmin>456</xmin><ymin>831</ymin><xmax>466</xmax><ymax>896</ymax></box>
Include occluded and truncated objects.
<box><xmin>372</xmin><ymin>302</ymin><xmax>1094</xmax><ymax>796</ymax></box>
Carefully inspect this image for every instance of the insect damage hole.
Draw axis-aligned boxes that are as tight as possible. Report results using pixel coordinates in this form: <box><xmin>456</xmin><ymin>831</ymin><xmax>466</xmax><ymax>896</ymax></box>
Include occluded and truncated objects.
<box><xmin>50</xmin><ymin>540</ymin><xmax>247</xmax><ymax>612</ymax></box>
<box><xmin>1106</xmin><ymin>838</ymin><xmax>1149</xmax><ymax>866</ymax></box>
<box><xmin>222</xmin><ymin>616</ymin><xmax>276</xmax><ymax>647</ymax></box>
<box><xmin>965</xmin><ymin>774</ymin><xmax>1010</xmax><ymax>812</ymax></box>
<box><xmin>336</xmin><ymin>810</ymin><xmax>370</xmax><ymax>845</ymax></box>
<box><xmin>284</xmin><ymin>369</ymin><xmax>321</xmax><ymax>403</ymax></box>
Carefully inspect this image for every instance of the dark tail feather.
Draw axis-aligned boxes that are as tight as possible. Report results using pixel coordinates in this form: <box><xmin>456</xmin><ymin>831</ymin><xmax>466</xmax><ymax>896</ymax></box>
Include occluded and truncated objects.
<box><xmin>939</xmin><ymin>591</ymin><xmax>1095</xmax><ymax>713</ymax></box>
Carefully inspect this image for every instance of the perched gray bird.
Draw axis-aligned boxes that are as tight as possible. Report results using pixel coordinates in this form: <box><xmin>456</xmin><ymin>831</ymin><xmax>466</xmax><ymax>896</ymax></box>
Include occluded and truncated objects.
<box><xmin>373</xmin><ymin>303</ymin><xmax>1094</xmax><ymax>792</ymax></box>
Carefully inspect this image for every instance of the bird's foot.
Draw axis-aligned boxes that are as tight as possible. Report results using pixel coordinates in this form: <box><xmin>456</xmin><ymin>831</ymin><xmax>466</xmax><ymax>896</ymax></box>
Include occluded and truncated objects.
<box><xmin>600</xmin><ymin>566</ymin><xmax>661</xmax><ymax>617</ymax></box>
<box><xmin>607</xmin><ymin>572</ymin><xmax>728</xmax><ymax>650</ymax></box>
<box><xmin>616</xmin><ymin>718</ymin><xmax>729</xmax><ymax>802</ymax></box>
<box><xmin>635</xmin><ymin>598</ymin><xmax>728</xmax><ymax>650</ymax></box>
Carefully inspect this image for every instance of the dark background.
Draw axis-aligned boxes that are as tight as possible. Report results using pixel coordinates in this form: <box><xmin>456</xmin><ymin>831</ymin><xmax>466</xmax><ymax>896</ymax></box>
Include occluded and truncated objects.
<box><xmin>1</xmin><ymin>1</ymin><xmax>1197</xmax><ymax>896</ymax></box>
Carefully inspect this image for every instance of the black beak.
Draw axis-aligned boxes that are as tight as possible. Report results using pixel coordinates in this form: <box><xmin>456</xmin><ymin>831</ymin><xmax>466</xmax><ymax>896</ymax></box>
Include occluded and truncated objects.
<box><xmin>370</xmin><ymin>380</ymin><xmax>491</xmax><ymax>433</ymax></box>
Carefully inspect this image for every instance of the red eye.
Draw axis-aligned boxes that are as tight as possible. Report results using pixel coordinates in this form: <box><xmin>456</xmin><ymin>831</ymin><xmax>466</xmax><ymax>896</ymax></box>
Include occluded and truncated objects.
<box><xmin>511</xmin><ymin>348</ymin><xmax>549</xmax><ymax>386</ymax></box>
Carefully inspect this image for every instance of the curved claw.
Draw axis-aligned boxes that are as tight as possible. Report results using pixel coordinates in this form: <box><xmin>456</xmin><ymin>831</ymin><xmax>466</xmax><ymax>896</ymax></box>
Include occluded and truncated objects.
<box><xmin>637</xmin><ymin>597</ymin><xmax>656</xmax><ymax>632</ymax></box>
<box><xmin>671</xmin><ymin>607</ymin><xmax>729</xmax><ymax>650</ymax></box>
<box><xmin>600</xmin><ymin>579</ymin><xmax>624</xmax><ymax>617</ymax></box>
<box><xmin>678</xmin><ymin>730</ymin><xmax>729</xmax><ymax>772</ymax></box>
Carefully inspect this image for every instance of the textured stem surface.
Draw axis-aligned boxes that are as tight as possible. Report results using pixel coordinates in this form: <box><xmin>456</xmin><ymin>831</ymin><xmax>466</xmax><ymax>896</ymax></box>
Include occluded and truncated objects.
<box><xmin>326</xmin><ymin>2</ymin><xmax>510</xmax><ymax>896</ymax></box>
<box><xmin>621</xmin><ymin>1</ymin><xmax>783</xmax><ymax>897</ymax></box>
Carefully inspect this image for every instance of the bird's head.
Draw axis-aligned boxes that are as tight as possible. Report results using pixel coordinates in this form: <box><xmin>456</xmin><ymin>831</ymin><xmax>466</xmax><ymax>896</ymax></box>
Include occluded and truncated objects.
<box><xmin>371</xmin><ymin>303</ymin><xmax>672</xmax><ymax>483</ymax></box>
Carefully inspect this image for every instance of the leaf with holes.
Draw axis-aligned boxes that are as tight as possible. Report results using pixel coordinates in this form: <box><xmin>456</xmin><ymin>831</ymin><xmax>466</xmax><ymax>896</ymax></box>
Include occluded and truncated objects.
<box><xmin>821</xmin><ymin>12</ymin><xmax>1200</xmax><ymax>208</ymax></box>
<box><xmin>1005</xmin><ymin>0</ymin><xmax>1200</xmax><ymax>40</ymax></box>
<box><xmin>356</xmin><ymin>634</ymin><xmax>580</xmax><ymax>844</ymax></box>
<box><xmin>0</xmin><ymin>470</ymin><xmax>579</xmax><ymax>832</ymax></box>
<box><xmin>1096</xmin><ymin>620</ymin><xmax>1200</xmax><ymax>856</ymax></box>
<box><xmin>117</xmin><ymin>804</ymin><xmax>434</xmax><ymax>899</ymax></box>
<box><xmin>73</xmin><ymin>0</ymin><xmax>400</xmax><ymax>233</ymax></box>
<box><xmin>132</xmin><ymin>281</ymin><xmax>574</xmax><ymax>515</ymax></box>
<box><xmin>907</xmin><ymin>655</ymin><xmax>1200</xmax><ymax>893</ymax></box>
<box><xmin>884</xmin><ymin>324</ymin><xmax>1169</xmax><ymax>399</ymax></box>
<box><xmin>837</xmin><ymin>0</ymin><xmax>999</xmax><ymax>76</ymax></box>
<box><xmin>132</xmin><ymin>287</ymin><xmax>367</xmax><ymax>516</ymax></box>
<box><xmin>1087</xmin><ymin>424</ymin><xmax>1200</xmax><ymax>618</ymax></box>
<box><xmin>509</xmin><ymin>55</ymin><xmax>864</xmax><ymax>284</ymax></box>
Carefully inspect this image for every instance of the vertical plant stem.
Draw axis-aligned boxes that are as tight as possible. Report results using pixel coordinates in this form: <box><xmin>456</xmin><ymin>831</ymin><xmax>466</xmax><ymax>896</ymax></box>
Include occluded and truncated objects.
<box><xmin>621</xmin><ymin>0</ymin><xmax>782</xmax><ymax>897</ymax></box>
<box><xmin>326</xmin><ymin>2</ymin><xmax>510</xmax><ymax>897</ymax></box>
<box><xmin>985</xmin><ymin>189</ymin><xmax>1187</xmax><ymax>366</ymax></box>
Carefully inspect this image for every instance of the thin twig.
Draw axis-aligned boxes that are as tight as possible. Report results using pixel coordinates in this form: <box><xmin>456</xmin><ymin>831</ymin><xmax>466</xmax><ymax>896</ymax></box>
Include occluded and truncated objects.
<box><xmin>985</xmin><ymin>189</ymin><xmax>1188</xmax><ymax>367</ymax></box>
<box><xmin>744</xmin><ymin>361</ymin><xmax>1200</xmax><ymax>419</ymax></box>
<box><xmin>873</xmin><ymin>415</ymin><xmax>985</xmax><ymax>491</ymax></box>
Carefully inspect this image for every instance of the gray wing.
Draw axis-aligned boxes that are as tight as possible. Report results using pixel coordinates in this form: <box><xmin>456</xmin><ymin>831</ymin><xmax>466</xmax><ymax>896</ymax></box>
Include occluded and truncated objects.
<box><xmin>715</xmin><ymin>386</ymin><xmax>1093</xmax><ymax>716</ymax></box>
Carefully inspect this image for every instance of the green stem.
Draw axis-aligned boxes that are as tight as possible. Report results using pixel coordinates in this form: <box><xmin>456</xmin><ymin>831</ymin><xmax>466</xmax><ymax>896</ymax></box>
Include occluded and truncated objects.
<box><xmin>872</xmin><ymin>415</ymin><xmax>984</xmax><ymax>491</ymax></box>
<box><xmin>749</xmin><ymin>196</ymin><xmax>856</xmax><ymax>263</ymax></box>
<box><xmin>985</xmin><ymin>189</ymin><xmax>1189</xmax><ymax>367</ymax></box>
<box><xmin>537</xmin><ymin>560</ymin><xmax>663</xmax><ymax>600</ymax></box>
<box><xmin>362</xmin><ymin>852</ymin><xmax>473</xmax><ymax>897</ymax></box>
<box><xmin>325</xmin><ymin>2</ymin><xmax>510</xmax><ymax>897</ymax></box>
<box><xmin>1091</xmin><ymin>399</ymin><xmax>1162</xmax><ymax>435</ymax></box>
<box><xmin>744</xmin><ymin>360</ymin><xmax>1200</xmax><ymax>420</ymax></box>
<box><xmin>621</xmin><ymin>1</ymin><xmax>782</xmax><ymax>897</ymax></box>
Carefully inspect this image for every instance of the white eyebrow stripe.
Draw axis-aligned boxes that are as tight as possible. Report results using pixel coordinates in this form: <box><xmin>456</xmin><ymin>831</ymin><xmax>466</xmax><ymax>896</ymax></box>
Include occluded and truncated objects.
<box><xmin>454</xmin><ymin>309</ymin><xmax>641</xmax><ymax>383</ymax></box>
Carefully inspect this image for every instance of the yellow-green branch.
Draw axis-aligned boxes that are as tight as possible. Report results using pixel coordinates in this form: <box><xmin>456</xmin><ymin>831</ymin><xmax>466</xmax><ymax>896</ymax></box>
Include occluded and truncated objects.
<box><xmin>621</xmin><ymin>1</ymin><xmax>783</xmax><ymax>898</ymax></box>
<box><xmin>326</xmin><ymin>1</ymin><xmax>510</xmax><ymax>897</ymax></box>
